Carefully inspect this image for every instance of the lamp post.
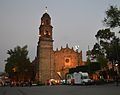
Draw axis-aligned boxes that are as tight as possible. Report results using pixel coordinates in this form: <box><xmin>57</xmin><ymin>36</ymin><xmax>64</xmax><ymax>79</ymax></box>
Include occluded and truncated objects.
<box><xmin>115</xmin><ymin>63</ymin><xmax>119</xmax><ymax>86</ymax></box>
<box><xmin>115</xmin><ymin>63</ymin><xmax>119</xmax><ymax>75</ymax></box>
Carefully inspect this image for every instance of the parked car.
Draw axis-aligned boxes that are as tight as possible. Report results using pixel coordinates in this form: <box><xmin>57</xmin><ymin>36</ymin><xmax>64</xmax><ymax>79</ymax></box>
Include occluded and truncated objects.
<box><xmin>66</xmin><ymin>72</ymin><xmax>93</xmax><ymax>85</ymax></box>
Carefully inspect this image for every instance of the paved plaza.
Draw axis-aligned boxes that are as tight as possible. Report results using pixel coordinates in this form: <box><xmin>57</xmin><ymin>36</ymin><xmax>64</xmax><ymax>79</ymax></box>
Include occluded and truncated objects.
<box><xmin>0</xmin><ymin>84</ymin><xmax>120</xmax><ymax>95</ymax></box>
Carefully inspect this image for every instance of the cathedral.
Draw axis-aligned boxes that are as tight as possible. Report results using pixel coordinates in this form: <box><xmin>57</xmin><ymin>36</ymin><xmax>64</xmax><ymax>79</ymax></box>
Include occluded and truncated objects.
<box><xmin>35</xmin><ymin>11</ymin><xmax>83</xmax><ymax>84</ymax></box>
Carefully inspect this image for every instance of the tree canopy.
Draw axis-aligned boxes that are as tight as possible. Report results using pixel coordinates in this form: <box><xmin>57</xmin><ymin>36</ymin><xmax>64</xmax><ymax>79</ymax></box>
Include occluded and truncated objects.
<box><xmin>87</xmin><ymin>5</ymin><xmax>120</xmax><ymax>70</ymax></box>
<box><xmin>104</xmin><ymin>5</ymin><xmax>120</xmax><ymax>28</ymax></box>
<box><xmin>5</xmin><ymin>45</ymin><xmax>33</xmax><ymax>81</ymax></box>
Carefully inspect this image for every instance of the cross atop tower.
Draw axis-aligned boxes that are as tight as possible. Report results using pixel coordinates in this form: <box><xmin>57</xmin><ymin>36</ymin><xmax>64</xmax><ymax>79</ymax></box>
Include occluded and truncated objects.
<box><xmin>45</xmin><ymin>6</ymin><xmax>48</xmax><ymax>13</ymax></box>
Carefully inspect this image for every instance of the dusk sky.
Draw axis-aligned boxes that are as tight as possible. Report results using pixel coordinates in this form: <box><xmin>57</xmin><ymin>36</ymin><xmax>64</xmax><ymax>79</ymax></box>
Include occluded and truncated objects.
<box><xmin>0</xmin><ymin>0</ymin><xmax>120</xmax><ymax>72</ymax></box>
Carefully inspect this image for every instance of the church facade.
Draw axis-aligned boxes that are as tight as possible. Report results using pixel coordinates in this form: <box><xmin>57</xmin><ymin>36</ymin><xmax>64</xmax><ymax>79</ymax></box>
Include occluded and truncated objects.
<box><xmin>36</xmin><ymin>12</ymin><xmax>83</xmax><ymax>84</ymax></box>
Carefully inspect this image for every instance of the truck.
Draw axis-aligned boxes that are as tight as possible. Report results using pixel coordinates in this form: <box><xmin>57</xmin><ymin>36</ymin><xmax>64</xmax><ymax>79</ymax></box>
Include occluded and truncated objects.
<box><xmin>66</xmin><ymin>72</ymin><xmax>93</xmax><ymax>85</ymax></box>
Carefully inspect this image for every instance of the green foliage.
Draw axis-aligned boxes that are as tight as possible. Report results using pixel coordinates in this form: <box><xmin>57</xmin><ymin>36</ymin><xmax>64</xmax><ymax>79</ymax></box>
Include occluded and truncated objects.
<box><xmin>92</xmin><ymin>43</ymin><xmax>103</xmax><ymax>56</ymax></box>
<box><xmin>90</xmin><ymin>5</ymin><xmax>120</xmax><ymax>67</ymax></box>
<box><xmin>106</xmin><ymin>37</ymin><xmax>120</xmax><ymax>64</ymax></box>
<box><xmin>92</xmin><ymin>28</ymin><xmax>120</xmax><ymax>66</ymax></box>
<box><xmin>104</xmin><ymin>5</ymin><xmax>120</xmax><ymax>28</ymax></box>
<box><xmin>97</xmin><ymin>55</ymin><xmax>108</xmax><ymax>68</ymax></box>
<box><xmin>5</xmin><ymin>45</ymin><xmax>32</xmax><ymax>80</ymax></box>
<box><xmin>95</xmin><ymin>28</ymin><xmax>115</xmax><ymax>41</ymax></box>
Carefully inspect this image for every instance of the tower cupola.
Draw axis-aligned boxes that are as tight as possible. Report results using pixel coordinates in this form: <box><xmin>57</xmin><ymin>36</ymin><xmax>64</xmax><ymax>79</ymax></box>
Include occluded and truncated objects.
<box><xmin>39</xmin><ymin>11</ymin><xmax>53</xmax><ymax>39</ymax></box>
<box><xmin>41</xmin><ymin>13</ymin><xmax>51</xmax><ymax>26</ymax></box>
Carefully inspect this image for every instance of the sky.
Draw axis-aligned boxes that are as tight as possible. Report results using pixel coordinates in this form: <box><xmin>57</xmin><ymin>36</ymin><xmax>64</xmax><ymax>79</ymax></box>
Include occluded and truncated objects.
<box><xmin>0</xmin><ymin>0</ymin><xmax>120</xmax><ymax>72</ymax></box>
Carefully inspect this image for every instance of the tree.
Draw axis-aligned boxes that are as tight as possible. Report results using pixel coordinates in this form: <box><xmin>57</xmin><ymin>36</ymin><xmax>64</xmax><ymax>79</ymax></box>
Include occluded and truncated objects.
<box><xmin>90</xmin><ymin>43</ymin><xmax>108</xmax><ymax>69</ymax></box>
<box><xmin>103</xmin><ymin>5</ymin><xmax>120</xmax><ymax>65</ymax></box>
<box><xmin>107</xmin><ymin>37</ymin><xmax>120</xmax><ymax>64</ymax></box>
<box><xmin>90</xmin><ymin>5</ymin><xmax>120</xmax><ymax>70</ymax></box>
<box><xmin>92</xmin><ymin>28</ymin><xmax>120</xmax><ymax>67</ymax></box>
<box><xmin>5</xmin><ymin>45</ymin><xmax>32</xmax><ymax>81</ymax></box>
<box><xmin>104</xmin><ymin>5</ymin><xmax>120</xmax><ymax>28</ymax></box>
<box><xmin>89</xmin><ymin>29</ymin><xmax>114</xmax><ymax>69</ymax></box>
<box><xmin>87</xmin><ymin>5</ymin><xmax>120</xmax><ymax>80</ymax></box>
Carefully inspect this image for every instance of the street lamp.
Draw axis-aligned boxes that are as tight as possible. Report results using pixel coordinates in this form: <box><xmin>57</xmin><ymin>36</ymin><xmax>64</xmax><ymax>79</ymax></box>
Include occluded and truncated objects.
<box><xmin>115</xmin><ymin>63</ymin><xmax>118</xmax><ymax>67</ymax></box>
<box><xmin>115</xmin><ymin>63</ymin><xmax>119</xmax><ymax>75</ymax></box>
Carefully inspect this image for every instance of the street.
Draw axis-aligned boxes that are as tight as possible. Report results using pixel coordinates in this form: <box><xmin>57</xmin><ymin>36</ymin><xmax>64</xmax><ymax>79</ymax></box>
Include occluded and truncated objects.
<box><xmin>0</xmin><ymin>84</ymin><xmax>120</xmax><ymax>95</ymax></box>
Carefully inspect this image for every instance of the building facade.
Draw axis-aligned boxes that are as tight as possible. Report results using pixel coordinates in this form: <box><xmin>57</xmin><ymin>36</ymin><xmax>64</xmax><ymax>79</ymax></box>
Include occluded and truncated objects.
<box><xmin>36</xmin><ymin>12</ymin><xmax>83</xmax><ymax>84</ymax></box>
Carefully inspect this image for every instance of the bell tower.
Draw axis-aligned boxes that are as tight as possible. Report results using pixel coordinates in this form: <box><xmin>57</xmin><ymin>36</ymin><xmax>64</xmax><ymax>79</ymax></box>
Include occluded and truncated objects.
<box><xmin>39</xmin><ymin>12</ymin><xmax>53</xmax><ymax>40</ymax></box>
<box><xmin>37</xmin><ymin>11</ymin><xmax>54</xmax><ymax>84</ymax></box>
